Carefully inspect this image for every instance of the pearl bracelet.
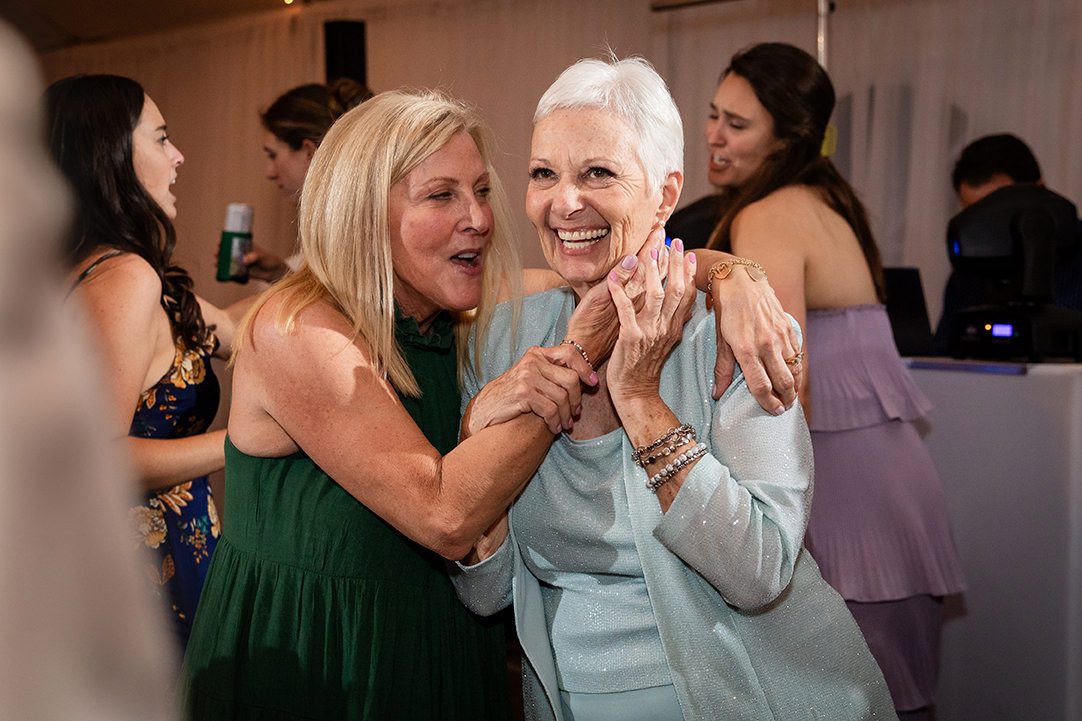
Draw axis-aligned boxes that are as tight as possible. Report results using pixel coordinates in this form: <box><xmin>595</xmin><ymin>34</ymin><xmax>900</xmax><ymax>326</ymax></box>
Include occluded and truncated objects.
<box><xmin>646</xmin><ymin>443</ymin><xmax>708</xmax><ymax>492</ymax></box>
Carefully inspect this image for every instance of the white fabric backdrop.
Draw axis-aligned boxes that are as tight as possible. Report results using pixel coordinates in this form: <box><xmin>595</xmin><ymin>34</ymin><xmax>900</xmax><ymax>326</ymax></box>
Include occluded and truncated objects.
<box><xmin>40</xmin><ymin>0</ymin><xmax>1082</xmax><ymax>324</ymax></box>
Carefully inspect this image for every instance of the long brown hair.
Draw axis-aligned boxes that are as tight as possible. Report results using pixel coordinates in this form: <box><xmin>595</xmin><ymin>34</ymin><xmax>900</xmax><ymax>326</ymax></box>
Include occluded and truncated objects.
<box><xmin>46</xmin><ymin>74</ymin><xmax>211</xmax><ymax>348</ymax></box>
<box><xmin>707</xmin><ymin>42</ymin><xmax>884</xmax><ymax>301</ymax></box>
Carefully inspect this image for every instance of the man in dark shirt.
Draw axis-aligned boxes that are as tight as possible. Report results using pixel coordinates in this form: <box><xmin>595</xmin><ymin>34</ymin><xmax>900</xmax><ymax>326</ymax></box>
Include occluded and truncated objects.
<box><xmin>933</xmin><ymin>134</ymin><xmax>1082</xmax><ymax>353</ymax></box>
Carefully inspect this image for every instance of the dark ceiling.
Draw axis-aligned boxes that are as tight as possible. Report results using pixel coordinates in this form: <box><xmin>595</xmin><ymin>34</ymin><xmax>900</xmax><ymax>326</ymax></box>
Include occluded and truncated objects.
<box><xmin>0</xmin><ymin>0</ymin><xmax>293</xmax><ymax>54</ymax></box>
<box><xmin>1</xmin><ymin>0</ymin><xmax>745</xmax><ymax>54</ymax></box>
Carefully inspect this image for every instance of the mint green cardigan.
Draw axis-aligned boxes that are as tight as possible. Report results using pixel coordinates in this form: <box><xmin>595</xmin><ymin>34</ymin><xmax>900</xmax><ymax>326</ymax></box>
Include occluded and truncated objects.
<box><xmin>453</xmin><ymin>288</ymin><xmax>896</xmax><ymax>721</ymax></box>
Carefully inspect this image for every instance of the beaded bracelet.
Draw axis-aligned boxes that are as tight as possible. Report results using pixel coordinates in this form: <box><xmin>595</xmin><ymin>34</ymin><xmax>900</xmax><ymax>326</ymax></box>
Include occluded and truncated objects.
<box><xmin>632</xmin><ymin>424</ymin><xmax>695</xmax><ymax>467</ymax></box>
<box><xmin>560</xmin><ymin>339</ymin><xmax>592</xmax><ymax>370</ymax></box>
<box><xmin>646</xmin><ymin>443</ymin><xmax>708</xmax><ymax>492</ymax></box>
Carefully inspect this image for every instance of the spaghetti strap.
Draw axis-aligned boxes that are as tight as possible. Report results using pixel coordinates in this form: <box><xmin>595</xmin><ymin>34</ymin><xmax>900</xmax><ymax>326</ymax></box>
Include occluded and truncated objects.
<box><xmin>68</xmin><ymin>250</ymin><xmax>126</xmax><ymax>295</ymax></box>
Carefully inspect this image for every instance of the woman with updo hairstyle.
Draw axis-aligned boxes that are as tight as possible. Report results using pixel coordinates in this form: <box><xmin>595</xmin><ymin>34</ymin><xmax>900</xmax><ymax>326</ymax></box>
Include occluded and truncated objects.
<box><xmin>47</xmin><ymin>74</ymin><xmax>246</xmax><ymax>652</ymax></box>
<box><xmin>246</xmin><ymin>79</ymin><xmax>374</xmax><ymax>280</ymax></box>
<box><xmin>260</xmin><ymin>79</ymin><xmax>373</xmax><ymax>200</ymax></box>
<box><xmin>703</xmin><ymin>41</ymin><xmax>966</xmax><ymax>719</ymax></box>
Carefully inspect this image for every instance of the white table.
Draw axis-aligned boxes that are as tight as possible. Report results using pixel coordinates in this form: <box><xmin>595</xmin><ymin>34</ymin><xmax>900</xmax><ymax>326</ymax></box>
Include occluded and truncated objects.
<box><xmin>908</xmin><ymin>360</ymin><xmax>1082</xmax><ymax>721</ymax></box>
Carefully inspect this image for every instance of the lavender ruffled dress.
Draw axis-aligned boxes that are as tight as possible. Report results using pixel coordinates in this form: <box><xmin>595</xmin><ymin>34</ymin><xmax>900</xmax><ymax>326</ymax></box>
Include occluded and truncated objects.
<box><xmin>804</xmin><ymin>305</ymin><xmax>966</xmax><ymax>713</ymax></box>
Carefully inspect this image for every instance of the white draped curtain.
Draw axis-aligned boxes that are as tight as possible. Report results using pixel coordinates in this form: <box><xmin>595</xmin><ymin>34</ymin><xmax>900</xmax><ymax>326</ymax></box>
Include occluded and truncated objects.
<box><xmin>40</xmin><ymin>0</ymin><xmax>1082</xmax><ymax>324</ymax></box>
<box><xmin>33</xmin><ymin>0</ymin><xmax>1082</xmax><ymax>333</ymax></box>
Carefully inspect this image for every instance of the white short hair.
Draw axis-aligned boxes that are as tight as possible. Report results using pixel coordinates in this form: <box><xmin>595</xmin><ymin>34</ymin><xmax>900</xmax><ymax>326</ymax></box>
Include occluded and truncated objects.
<box><xmin>534</xmin><ymin>55</ymin><xmax>683</xmax><ymax>191</ymax></box>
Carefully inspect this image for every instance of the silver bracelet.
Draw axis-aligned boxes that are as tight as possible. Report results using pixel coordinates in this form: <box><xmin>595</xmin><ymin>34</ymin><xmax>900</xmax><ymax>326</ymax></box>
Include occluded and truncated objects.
<box><xmin>632</xmin><ymin>423</ymin><xmax>695</xmax><ymax>467</ymax></box>
<box><xmin>639</xmin><ymin>433</ymin><xmax>696</xmax><ymax>467</ymax></box>
<box><xmin>646</xmin><ymin>443</ymin><xmax>708</xmax><ymax>492</ymax></box>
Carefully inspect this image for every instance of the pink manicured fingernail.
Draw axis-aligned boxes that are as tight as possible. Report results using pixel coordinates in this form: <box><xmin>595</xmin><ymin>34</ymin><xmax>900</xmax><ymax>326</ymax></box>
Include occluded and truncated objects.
<box><xmin>621</xmin><ymin>255</ymin><xmax>637</xmax><ymax>269</ymax></box>
<box><xmin>687</xmin><ymin>252</ymin><xmax>696</xmax><ymax>264</ymax></box>
<box><xmin>609</xmin><ymin>270</ymin><xmax>619</xmax><ymax>281</ymax></box>
<box><xmin>772</xmin><ymin>405</ymin><xmax>786</xmax><ymax>416</ymax></box>
<box><xmin>588</xmin><ymin>372</ymin><xmax>599</xmax><ymax>385</ymax></box>
<box><xmin>673</xmin><ymin>238</ymin><xmax>684</xmax><ymax>252</ymax></box>
<box><xmin>650</xmin><ymin>248</ymin><xmax>658</xmax><ymax>260</ymax></box>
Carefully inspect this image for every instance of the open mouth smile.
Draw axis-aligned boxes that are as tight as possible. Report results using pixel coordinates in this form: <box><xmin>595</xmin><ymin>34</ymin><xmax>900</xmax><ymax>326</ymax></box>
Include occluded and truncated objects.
<box><xmin>555</xmin><ymin>227</ymin><xmax>609</xmax><ymax>250</ymax></box>
<box><xmin>450</xmin><ymin>249</ymin><xmax>482</xmax><ymax>270</ymax></box>
<box><xmin>710</xmin><ymin>153</ymin><xmax>731</xmax><ymax>169</ymax></box>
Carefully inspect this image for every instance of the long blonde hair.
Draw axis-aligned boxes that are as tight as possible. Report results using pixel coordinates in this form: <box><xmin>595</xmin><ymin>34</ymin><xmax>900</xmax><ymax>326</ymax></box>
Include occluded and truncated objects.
<box><xmin>236</xmin><ymin>89</ymin><xmax>521</xmax><ymax>397</ymax></box>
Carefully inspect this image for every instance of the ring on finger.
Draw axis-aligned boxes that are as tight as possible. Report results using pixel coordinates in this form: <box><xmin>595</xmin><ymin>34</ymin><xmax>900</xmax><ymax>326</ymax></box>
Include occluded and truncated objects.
<box><xmin>784</xmin><ymin>350</ymin><xmax>804</xmax><ymax>366</ymax></box>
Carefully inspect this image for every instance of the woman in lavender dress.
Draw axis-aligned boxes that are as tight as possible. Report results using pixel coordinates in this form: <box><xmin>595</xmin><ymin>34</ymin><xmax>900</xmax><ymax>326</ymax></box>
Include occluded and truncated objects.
<box><xmin>701</xmin><ymin>42</ymin><xmax>966</xmax><ymax>719</ymax></box>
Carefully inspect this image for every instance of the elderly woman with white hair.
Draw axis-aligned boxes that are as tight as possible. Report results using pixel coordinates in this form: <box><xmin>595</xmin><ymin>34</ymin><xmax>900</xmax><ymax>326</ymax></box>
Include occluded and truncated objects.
<box><xmin>452</xmin><ymin>57</ymin><xmax>897</xmax><ymax>721</ymax></box>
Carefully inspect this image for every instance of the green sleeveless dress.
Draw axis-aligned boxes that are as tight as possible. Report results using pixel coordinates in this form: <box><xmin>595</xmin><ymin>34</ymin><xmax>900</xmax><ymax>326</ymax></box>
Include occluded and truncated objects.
<box><xmin>181</xmin><ymin>312</ymin><xmax>509</xmax><ymax>720</ymax></box>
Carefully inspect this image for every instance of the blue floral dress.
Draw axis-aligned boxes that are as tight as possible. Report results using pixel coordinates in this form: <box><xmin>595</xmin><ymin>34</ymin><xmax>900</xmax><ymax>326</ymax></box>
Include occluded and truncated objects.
<box><xmin>128</xmin><ymin>333</ymin><xmax>222</xmax><ymax>650</ymax></box>
<box><xmin>71</xmin><ymin>250</ymin><xmax>223</xmax><ymax>651</ymax></box>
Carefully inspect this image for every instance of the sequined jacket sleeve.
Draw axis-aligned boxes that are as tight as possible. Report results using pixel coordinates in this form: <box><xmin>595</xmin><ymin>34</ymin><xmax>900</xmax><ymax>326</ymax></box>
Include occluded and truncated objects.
<box><xmin>448</xmin><ymin>535</ymin><xmax>514</xmax><ymax>617</ymax></box>
<box><xmin>651</xmin><ymin>315</ymin><xmax>813</xmax><ymax>610</ymax></box>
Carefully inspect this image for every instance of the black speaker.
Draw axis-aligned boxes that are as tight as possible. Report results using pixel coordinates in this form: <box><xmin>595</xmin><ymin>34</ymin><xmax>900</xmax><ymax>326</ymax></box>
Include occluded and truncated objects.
<box><xmin>324</xmin><ymin>21</ymin><xmax>367</xmax><ymax>86</ymax></box>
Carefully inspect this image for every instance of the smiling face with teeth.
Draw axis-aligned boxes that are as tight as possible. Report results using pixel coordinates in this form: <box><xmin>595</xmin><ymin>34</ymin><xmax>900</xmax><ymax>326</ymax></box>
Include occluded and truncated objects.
<box><xmin>132</xmin><ymin>95</ymin><xmax>184</xmax><ymax>219</ymax></box>
<box><xmin>705</xmin><ymin>73</ymin><xmax>782</xmax><ymax>190</ymax></box>
<box><xmin>527</xmin><ymin>107</ymin><xmax>673</xmax><ymax>298</ymax></box>
<box><xmin>388</xmin><ymin>131</ymin><xmax>493</xmax><ymax>325</ymax></box>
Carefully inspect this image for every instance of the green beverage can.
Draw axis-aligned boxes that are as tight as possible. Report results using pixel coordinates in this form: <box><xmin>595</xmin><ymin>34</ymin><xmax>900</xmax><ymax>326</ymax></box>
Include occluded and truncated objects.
<box><xmin>216</xmin><ymin>203</ymin><xmax>253</xmax><ymax>283</ymax></box>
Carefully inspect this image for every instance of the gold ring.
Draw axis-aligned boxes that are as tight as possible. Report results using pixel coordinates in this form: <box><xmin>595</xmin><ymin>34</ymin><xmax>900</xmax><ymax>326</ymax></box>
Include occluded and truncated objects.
<box><xmin>784</xmin><ymin>351</ymin><xmax>804</xmax><ymax>366</ymax></box>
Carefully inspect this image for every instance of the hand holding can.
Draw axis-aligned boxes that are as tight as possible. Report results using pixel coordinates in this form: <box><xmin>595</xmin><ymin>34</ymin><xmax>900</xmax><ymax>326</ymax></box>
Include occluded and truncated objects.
<box><xmin>216</xmin><ymin>203</ymin><xmax>253</xmax><ymax>283</ymax></box>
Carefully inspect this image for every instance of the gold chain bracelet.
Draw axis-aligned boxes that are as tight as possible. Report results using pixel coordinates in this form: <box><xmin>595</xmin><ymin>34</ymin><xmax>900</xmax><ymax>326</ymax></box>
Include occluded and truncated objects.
<box><xmin>706</xmin><ymin>257</ymin><xmax>767</xmax><ymax>296</ymax></box>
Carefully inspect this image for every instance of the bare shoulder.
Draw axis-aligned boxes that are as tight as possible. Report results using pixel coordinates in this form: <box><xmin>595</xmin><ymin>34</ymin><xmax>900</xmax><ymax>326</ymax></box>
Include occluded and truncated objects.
<box><xmin>734</xmin><ymin>186</ymin><xmax>825</xmax><ymax>252</ymax></box>
<box><xmin>247</xmin><ymin>293</ymin><xmax>379</xmax><ymax>374</ymax></box>
<box><xmin>739</xmin><ymin>185</ymin><xmax>821</xmax><ymax>223</ymax></box>
<box><xmin>766</xmin><ymin>183</ymin><xmax>822</xmax><ymax>208</ymax></box>
<box><xmin>67</xmin><ymin>251</ymin><xmax>175</xmax><ymax>395</ymax></box>
<box><xmin>74</xmin><ymin>252</ymin><xmax>161</xmax><ymax>302</ymax></box>
<box><xmin>231</xmin><ymin>293</ymin><xmax>352</xmax><ymax>456</ymax></box>
<box><xmin>249</xmin><ymin>293</ymin><xmax>340</xmax><ymax>347</ymax></box>
<box><xmin>70</xmin><ymin>252</ymin><xmax>166</xmax><ymax>337</ymax></box>
<box><xmin>234</xmin><ymin>291</ymin><xmax>404</xmax><ymax>456</ymax></box>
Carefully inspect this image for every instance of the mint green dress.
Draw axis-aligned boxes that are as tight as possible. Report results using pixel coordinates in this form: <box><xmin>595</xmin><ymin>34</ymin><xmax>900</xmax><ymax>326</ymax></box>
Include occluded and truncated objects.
<box><xmin>181</xmin><ymin>312</ymin><xmax>509</xmax><ymax>720</ymax></box>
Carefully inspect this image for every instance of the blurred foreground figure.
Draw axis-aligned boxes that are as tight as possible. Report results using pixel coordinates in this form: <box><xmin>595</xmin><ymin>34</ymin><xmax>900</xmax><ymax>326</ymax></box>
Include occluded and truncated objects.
<box><xmin>0</xmin><ymin>21</ymin><xmax>175</xmax><ymax>721</ymax></box>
